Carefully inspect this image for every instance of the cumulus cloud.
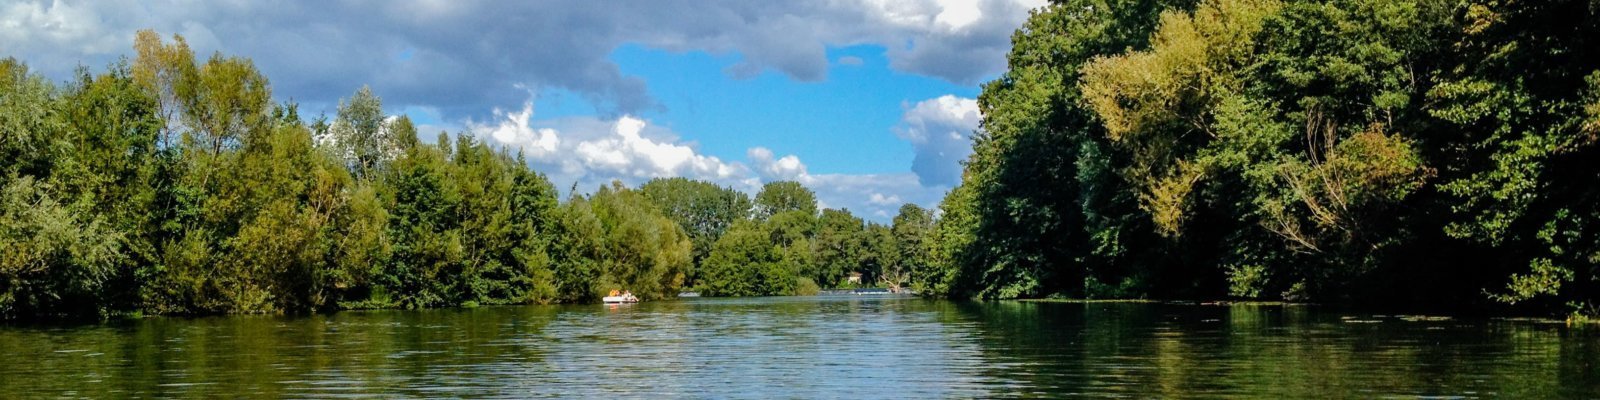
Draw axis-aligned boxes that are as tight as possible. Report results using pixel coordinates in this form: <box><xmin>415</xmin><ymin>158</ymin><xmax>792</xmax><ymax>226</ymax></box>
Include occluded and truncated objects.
<box><xmin>896</xmin><ymin>94</ymin><xmax>981</xmax><ymax>187</ymax></box>
<box><xmin>0</xmin><ymin>0</ymin><xmax>1042</xmax><ymax>117</ymax></box>
<box><xmin>471</xmin><ymin>102</ymin><xmax>561</xmax><ymax>158</ymax></box>
<box><xmin>803</xmin><ymin>172</ymin><xmax>949</xmax><ymax>219</ymax></box>
<box><xmin>868</xmin><ymin>193</ymin><xmax>903</xmax><ymax>206</ymax></box>
<box><xmin>467</xmin><ymin>103</ymin><xmax>755</xmax><ymax>194</ymax></box>
<box><xmin>747</xmin><ymin>147</ymin><xmax>809</xmax><ymax>181</ymax></box>
<box><xmin>469</xmin><ymin>103</ymin><xmax>944</xmax><ymax>221</ymax></box>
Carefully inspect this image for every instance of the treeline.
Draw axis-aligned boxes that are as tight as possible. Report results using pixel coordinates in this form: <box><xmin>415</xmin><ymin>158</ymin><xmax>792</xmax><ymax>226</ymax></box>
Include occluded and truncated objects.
<box><xmin>912</xmin><ymin>0</ymin><xmax>1600</xmax><ymax>317</ymax></box>
<box><xmin>0</xmin><ymin>31</ymin><xmax>932</xmax><ymax>320</ymax></box>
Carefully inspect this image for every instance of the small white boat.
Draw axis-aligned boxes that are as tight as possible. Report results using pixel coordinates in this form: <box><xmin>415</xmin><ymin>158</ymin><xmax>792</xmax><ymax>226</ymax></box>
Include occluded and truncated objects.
<box><xmin>603</xmin><ymin>293</ymin><xmax>640</xmax><ymax>303</ymax></box>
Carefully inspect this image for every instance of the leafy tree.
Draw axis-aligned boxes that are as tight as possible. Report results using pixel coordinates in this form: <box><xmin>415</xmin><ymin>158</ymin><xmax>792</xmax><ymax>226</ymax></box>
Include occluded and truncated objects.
<box><xmin>0</xmin><ymin>177</ymin><xmax>121</xmax><ymax>319</ymax></box>
<box><xmin>753</xmin><ymin>180</ymin><xmax>816</xmax><ymax>219</ymax></box>
<box><xmin>330</xmin><ymin>86</ymin><xmax>399</xmax><ymax>178</ymax></box>
<box><xmin>549</xmin><ymin>195</ymin><xmax>604</xmax><ymax>303</ymax></box>
<box><xmin>860</xmin><ymin>223</ymin><xmax>900</xmax><ymax>289</ymax></box>
<box><xmin>378</xmin><ymin>135</ymin><xmax>463</xmax><ymax>308</ymax></box>
<box><xmin>130</xmin><ymin>29</ymin><xmax>197</xmax><ymax>148</ymax></box>
<box><xmin>812</xmin><ymin>208</ymin><xmax>865</xmax><ymax>287</ymax></box>
<box><xmin>891</xmin><ymin>204</ymin><xmax>934</xmax><ymax>276</ymax></box>
<box><xmin>586</xmin><ymin>181</ymin><xmax>692</xmax><ymax>300</ymax></box>
<box><xmin>919</xmin><ymin>0</ymin><xmax>1188</xmax><ymax>300</ymax></box>
<box><xmin>640</xmin><ymin>177</ymin><xmax>752</xmax><ymax>286</ymax></box>
<box><xmin>700</xmin><ymin>220</ymin><xmax>793</xmax><ymax>296</ymax></box>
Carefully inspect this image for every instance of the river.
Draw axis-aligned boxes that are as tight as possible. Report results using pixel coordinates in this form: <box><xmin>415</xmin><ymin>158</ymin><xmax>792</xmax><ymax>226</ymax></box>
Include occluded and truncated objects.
<box><xmin>1</xmin><ymin>296</ymin><xmax>1596</xmax><ymax>398</ymax></box>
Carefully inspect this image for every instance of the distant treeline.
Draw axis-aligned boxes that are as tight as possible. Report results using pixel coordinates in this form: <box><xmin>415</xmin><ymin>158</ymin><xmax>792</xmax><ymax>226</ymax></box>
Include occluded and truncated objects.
<box><xmin>0</xmin><ymin>31</ymin><xmax>935</xmax><ymax>320</ymax></box>
<box><xmin>910</xmin><ymin>0</ymin><xmax>1599</xmax><ymax>318</ymax></box>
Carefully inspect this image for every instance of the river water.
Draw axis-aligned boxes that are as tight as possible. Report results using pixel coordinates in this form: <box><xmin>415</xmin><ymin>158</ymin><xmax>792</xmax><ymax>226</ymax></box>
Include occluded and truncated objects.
<box><xmin>1</xmin><ymin>296</ymin><xmax>1596</xmax><ymax>398</ymax></box>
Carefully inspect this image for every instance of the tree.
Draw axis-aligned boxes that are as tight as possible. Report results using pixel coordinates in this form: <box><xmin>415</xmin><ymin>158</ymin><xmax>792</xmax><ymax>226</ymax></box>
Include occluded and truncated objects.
<box><xmin>891</xmin><ymin>204</ymin><xmax>934</xmax><ymax>276</ymax></box>
<box><xmin>0</xmin><ymin>177</ymin><xmax>121</xmax><ymax>319</ymax></box>
<box><xmin>549</xmin><ymin>196</ymin><xmax>604</xmax><ymax>303</ymax></box>
<box><xmin>587</xmin><ymin>181</ymin><xmax>692</xmax><ymax>300</ymax></box>
<box><xmin>378</xmin><ymin>135</ymin><xmax>462</xmax><ymax>308</ymax></box>
<box><xmin>640</xmin><ymin>177</ymin><xmax>753</xmax><ymax>286</ymax></box>
<box><xmin>330</xmin><ymin>86</ymin><xmax>390</xmax><ymax>178</ymax></box>
<box><xmin>130</xmin><ymin>29</ymin><xmax>197</xmax><ymax>149</ymax></box>
<box><xmin>184</xmin><ymin>54</ymin><xmax>271</xmax><ymax>156</ymax></box>
<box><xmin>812</xmin><ymin>208</ymin><xmax>865</xmax><ymax>287</ymax></box>
<box><xmin>861</xmin><ymin>223</ymin><xmax>901</xmax><ymax>290</ymax></box>
<box><xmin>918</xmin><ymin>0</ymin><xmax>1187</xmax><ymax>300</ymax></box>
<box><xmin>700</xmin><ymin>220</ymin><xmax>792</xmax><ymax>297</ymax></box>
<box><xmin>753</xmin><ymin>181</ymin><xmax>816</xmax><ymax>219</ymax></box>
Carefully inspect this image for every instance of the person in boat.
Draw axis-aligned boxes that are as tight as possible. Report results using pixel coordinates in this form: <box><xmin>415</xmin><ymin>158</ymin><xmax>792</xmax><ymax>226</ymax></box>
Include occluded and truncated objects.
<box><xmin>623</xmin><ymin>290</ymin><xmax>634</xmax><ymax>300</ymax></box>
<box><xmin>609</xmin><ymin>289</ymin><xmax>620</xmax><ymax>297</ymax></box>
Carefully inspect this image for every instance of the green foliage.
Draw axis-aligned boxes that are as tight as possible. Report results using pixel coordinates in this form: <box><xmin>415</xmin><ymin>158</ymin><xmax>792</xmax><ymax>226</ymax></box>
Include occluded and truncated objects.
<box><xmin>548</xmin><ymin>197</ymin><xmax>604</xmax><ymax>303</ymax></box>
<box><xmin>916</xmin><ymin>0</ymin><xmax>1600</xmax><ymax>318</ymax></box>
<box><xmin>917</xmin><ymin>0</ymin><xmax>1190</xmax><ymax>300</ymax></box>
<box><xmin>0</xmin><ymin>177</ymin><xmax>121</xmax><ymax>319</ymax></box>
<box><xmin>700</xmin><ymin>221</ymin><xmax>792</xmax><ymax>297</ymax></box>
<box><xmin>640</xmin><ymin>177</ymin><xmax>752</xmax><ymax>285</ymax></box>
<box><xmin>811</xmin><ymin>208</ymin><xmax>865</xmax><ymax>287</ymax></box>
<box><xmin>586</xmin><ymin>182</ymin><xmax>692</xmax><ymax>300</ymax></box>
<box><xmin>753</xmin><ymin>180</ymin><xmax>817</xmax><ymax>219</ymax></box>
<box><xmin>21</xmin><ymin>5</ymin><xmax>1600</xmax><ymax>321</ymax></box>
<box><xmin>0</xmin><ymin>30</ymin><xmax>936</xmax><ymax>320</ymax></box>
<box><xmin>331</xmin><ymin>86</ymin><xmax>399</xmax><ymax>178</ymax></box>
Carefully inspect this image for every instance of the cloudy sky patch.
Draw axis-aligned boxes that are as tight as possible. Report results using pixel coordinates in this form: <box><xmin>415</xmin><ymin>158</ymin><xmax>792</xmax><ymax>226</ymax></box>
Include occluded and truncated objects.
<box><xmin>2</xmin><ymin>0</ymin><xmax>1040</xmax><ymax>220</ymax></box>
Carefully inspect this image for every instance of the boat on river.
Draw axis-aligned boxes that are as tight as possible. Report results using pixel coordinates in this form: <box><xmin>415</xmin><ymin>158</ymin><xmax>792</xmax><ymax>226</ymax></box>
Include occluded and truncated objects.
<box><xmin>603</xmin><ymin>291</ymin><xmax>640</xmax><ymax>304</ymax></box>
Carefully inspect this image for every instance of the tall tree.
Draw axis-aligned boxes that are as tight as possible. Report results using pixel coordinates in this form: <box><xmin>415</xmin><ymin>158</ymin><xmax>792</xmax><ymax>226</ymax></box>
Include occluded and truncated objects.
<box><xmin>812</xmin><ymin>208</ymin><xmax>865</xmax><ymax>287</ymax></box>
<box><xmin>331</xmin><ymin>86</ymin><xmax>389</xmax><ymax>178</ymax></box>
<box><xmin>753</xmin><ymin>181</ymin><xmax>817</xmax><ymax>219</ymax></box>
<box><xmin>640</xmin><ymin>177</ymin><xmax>753</xmax><ymax>286</ymax></box>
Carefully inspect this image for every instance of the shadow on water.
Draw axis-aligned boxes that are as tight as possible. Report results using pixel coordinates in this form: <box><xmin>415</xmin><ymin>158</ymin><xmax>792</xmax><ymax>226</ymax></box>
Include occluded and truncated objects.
<box><xmin>1</xmin><ymin>297</ymin><xmax>1596</xmax><ymax>398</ymax></box>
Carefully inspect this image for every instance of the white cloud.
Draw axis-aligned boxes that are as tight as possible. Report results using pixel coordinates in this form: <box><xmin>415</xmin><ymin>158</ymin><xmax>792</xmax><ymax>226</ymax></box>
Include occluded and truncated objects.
<box><xmin>868</xmin><ymin>193</ymin><xmax>903</xmax><ymax>206</ymax></box>
<box><xmin>747</xmin><ymin>147</ymin><xmax>809</xmax><ymax>181</ymax></box>
<box><xmin>469</xmin><ymin>100</ymin><xmax>949</xmax><ymax>221</ymax></box>
<box><xmin>805</xmin><ymin>172</ymin><xmax>948</xmax><ymax>218</ymax></box>
<box><xmin>896</xmin><ymin>94</ymin><xmax>981</xmax><ymax>186</ymax></box>
<box><xmin>471</xmin><ymin>102</ymin><xmax>561</xmax><ymax>157</ymax></box>
<box><xmin>470</xmin><ymin>104</ymin><xmax>756</xmax><ymax>194</ymax></box>
<box><xmin>934</xmin><ymin>0</ymin><xmax>983</xmax><ymax>30</ymax></box>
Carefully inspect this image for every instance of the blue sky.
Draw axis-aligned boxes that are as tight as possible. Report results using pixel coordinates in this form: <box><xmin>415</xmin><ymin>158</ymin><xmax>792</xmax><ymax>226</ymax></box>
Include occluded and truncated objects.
<box><xmin>604</xmin><ymin>44</ymin><xmax>981</xmax><ymax>175</ymax></box>
<box><xmin>0</xmin><ymin>0</ymin><xmax>1042</xmax><ymax>220</ymax></box>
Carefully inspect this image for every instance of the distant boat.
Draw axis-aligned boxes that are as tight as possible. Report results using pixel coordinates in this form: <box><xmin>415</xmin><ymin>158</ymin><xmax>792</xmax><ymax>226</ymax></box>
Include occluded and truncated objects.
<box><xmin>603</xmin><ymin>293</ymin><xmax>640</xmax><ymax>303</ymax></box>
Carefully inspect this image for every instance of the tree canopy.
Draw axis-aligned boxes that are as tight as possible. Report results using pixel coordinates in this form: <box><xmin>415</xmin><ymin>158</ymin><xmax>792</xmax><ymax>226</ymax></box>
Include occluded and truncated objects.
<box><xmin>0</xmin><ymin>34</ymin><xmax>934</xmax><ymax>319</ymax></box>
<box><xmin>912</xmin><ymin>0</ymin><xmax>1600</xmax><ymax>319</ymax></box>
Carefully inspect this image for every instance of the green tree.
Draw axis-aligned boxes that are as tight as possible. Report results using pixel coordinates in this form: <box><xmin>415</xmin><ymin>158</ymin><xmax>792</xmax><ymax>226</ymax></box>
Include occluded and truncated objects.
<box><xmin>753</xmin><ymin>180</ymin><xmax>816</xmax><ymax>219</ymax></box>
<box><xmin>639</xmin><ymin>177</ymin><xmax>753</xmax><ymax>286</ymax></box>
<box><xmin>891</xmin><ymin>204</ymin><xmax>934</xmax><ymax>276</ymax></box>
<box><xmin>331</xmin><ymin>86</ymin><xmax>392</xmax><ymax>178</ymax></box>
<box><xmin>0</xmin><ymin>177</ymin><xmax>121</xmax><ymax>319</ymax></box>
<box><xmin>918</xmin><ymin>0</ymin><xmax>1187</xmax><ymax>300</ymax></box>
<box><xmin>548</xmin><ymin>195</ymin><xmax>604</xmax><ymax>302</ymax></box>
<box><xmin>586</xmin><ymin>181</ymin><xmax>692</xmax><ymax>300</ymax></box>
<box><xmin>812</xmin><ymin>208</ymin><xmax>865</xmax><ymax>287</ymax></box>
<box><xmin>860</xmin><ymin>223</ymin><xmax>900</xmax><ymax>289</ymax></box>
<box><xmin>700</xmin><ymin>220</ymin><xmax>793</xmax><ymax>296</ymax></box>
<box><xmin>378</xmin><ymin>135</ymin><xmax>463</xmax><ymax>308</ymax></box>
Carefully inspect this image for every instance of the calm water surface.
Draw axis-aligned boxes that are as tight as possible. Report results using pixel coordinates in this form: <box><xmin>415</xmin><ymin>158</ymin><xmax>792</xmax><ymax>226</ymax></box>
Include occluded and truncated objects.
<box><xmin>1</xmin><ymin>296</ymin><xmax>1597</xmax><ymax>398</ymax></box>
